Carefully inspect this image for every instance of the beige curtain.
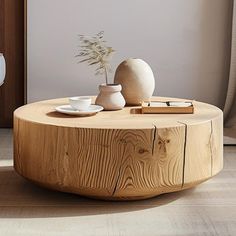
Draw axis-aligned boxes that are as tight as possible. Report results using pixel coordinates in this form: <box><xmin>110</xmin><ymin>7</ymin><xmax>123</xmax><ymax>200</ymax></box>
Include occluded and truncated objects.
<box><xmin>224</xmin><ymin>0</ymin><xmax>236</xmax><ymax>139</ymax></box>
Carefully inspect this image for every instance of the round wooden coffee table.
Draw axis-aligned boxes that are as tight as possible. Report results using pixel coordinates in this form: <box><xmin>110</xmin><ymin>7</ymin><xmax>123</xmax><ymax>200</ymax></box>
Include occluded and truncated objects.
<box><xmin>14</xmin><ymin>97</ymin><xmax>223</xmax><ymax>200</ymax></box>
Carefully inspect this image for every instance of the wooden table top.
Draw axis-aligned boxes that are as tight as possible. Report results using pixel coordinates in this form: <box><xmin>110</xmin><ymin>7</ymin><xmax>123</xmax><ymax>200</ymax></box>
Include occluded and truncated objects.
<box><xmin>14</xmin><ymin>96</ymin><xmax>222</xmax><ymax>129</ymax></box>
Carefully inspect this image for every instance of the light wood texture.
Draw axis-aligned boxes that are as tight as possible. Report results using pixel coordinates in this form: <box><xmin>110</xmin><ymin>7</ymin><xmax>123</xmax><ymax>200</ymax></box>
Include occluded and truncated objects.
<box><xmin>2</xmin><ymin>130</ymin><xmax>236</xmax><ymax>235</ymax></box>
<box><xmin>182</xmin><ymin>120</ymin><xmax>212</xmax><ymax>186</ymax></box>
<box><xmin>13</xmin><ymin>97</ymin><xmax>223</xmax><ymax>200</ymax></box>
<box><xmin>212</xmin><ymin>116</ymin><xmax>224</xmax><ymax>175</ymax></box>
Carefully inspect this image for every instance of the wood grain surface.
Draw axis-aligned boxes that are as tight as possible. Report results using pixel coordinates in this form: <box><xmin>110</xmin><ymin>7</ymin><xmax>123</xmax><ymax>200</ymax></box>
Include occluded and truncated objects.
<box><xmin>14</xmin><ymin>97</ymin><xmax>223</xmax><ymax>200</ymax></box>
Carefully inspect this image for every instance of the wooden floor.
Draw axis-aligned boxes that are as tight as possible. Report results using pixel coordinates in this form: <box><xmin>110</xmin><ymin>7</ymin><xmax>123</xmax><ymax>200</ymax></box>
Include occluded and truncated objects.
<box><xmin>0</xmin><ymin>129</ymin><xmax>236</xmax><ymax>236</ymax></box>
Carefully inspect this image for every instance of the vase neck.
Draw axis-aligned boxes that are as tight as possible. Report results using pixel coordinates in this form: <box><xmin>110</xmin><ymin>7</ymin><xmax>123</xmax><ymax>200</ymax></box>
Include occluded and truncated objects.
<box><xmin>99</xmin><ymin>84</ymin><xmax>122</xmax><ymax>92</ymax></box>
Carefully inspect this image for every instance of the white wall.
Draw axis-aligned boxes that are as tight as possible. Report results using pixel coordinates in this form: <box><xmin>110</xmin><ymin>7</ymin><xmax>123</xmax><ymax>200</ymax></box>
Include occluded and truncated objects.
<box><xmin>27</xmin><ymin>0</ymin><xmax>232</xmax><ymax>108</ymax></box>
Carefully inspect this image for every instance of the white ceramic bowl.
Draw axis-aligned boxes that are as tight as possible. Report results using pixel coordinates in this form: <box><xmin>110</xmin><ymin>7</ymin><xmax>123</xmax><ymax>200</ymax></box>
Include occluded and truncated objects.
<box><xmin>69</xmin><ymin>96</ymin><xmax>92</xmax><ymax>111</ymax></box>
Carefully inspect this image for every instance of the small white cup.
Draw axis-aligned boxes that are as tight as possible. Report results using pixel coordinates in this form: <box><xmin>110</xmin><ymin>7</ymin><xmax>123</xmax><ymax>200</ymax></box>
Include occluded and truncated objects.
<box><xmin>69</xmin><ymin>96</ymin><xmax>92</xmax><ymax>111</ymax></box>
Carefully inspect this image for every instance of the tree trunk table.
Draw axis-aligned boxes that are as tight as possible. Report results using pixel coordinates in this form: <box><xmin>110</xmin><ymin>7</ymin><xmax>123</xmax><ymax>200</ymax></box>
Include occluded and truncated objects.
<box><xmin>14</xmin><ymin>97</ymin><xmax>223</xmax><ymax>200</ymax></box>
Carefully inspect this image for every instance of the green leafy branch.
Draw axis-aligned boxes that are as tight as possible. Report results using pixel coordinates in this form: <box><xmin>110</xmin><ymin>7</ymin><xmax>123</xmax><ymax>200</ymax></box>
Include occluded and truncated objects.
<box><xmin>76</xmin><ymin>31</ymin><xmax>115</xmax><ymax>85</ymax></box>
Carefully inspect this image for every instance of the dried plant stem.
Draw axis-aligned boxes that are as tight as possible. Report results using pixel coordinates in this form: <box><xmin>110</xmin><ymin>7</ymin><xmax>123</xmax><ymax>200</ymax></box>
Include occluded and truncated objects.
<box><xmin>104</xmin><ymin>66</ymin><xmax>108</xmax><ymax>85</ymax></box>
<box><xmin>76</xmin><ymin>31</ymin><xmax>115</xmax><ymax>85</ymax></box>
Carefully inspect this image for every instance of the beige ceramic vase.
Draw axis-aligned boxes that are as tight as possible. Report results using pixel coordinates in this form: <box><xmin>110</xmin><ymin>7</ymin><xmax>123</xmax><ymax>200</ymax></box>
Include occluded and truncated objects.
<box><xmin>95</xmin><ymin>84</ymin><xmax>126</xmax><ymax>110</ymax></box>
<box><xmin>114</xmin><ymin>58</ymin><xmax>155</xmax><ymax>105</ymax></box>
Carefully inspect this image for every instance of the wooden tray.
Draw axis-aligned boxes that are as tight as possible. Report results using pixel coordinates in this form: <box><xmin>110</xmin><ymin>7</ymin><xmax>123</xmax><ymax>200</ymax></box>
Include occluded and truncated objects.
<box><xmin>141</xmin><ymin>101</ymin><xmax>194</xmax><ymax>114</ymax></box>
